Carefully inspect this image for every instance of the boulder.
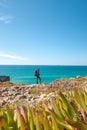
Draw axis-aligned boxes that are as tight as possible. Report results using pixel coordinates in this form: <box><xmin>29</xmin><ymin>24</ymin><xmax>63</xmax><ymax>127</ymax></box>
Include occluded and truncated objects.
<box><xmin>0</xmin><ymin>76</ymin><xmax>10</xmax><ymax>82</ymax></box>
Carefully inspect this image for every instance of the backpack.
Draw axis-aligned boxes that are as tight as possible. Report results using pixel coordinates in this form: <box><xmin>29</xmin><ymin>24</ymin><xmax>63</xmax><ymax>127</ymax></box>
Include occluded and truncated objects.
<box><xmin>34</xmin><ymin>70</ymin><xmax>38</xmax><ymax>76</ymax></box>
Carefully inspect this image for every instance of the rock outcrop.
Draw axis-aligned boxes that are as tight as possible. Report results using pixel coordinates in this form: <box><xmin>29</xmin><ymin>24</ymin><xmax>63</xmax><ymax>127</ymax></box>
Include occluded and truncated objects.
<box><xmin>0</xmin><ymin>76</ymin><xmax>10</xmax><ymax>82</ymax></box>
<box><xmin>0</xmin><ymin>76</ymin><xmax>87</xmax><ymax>107</ymax></box>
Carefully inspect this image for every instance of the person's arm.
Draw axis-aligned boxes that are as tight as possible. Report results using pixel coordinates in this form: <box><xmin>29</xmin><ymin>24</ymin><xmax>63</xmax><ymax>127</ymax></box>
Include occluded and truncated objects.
<box><xmin>38</xmin><ymin>68</ymin><xmax>40</xmax><ymax>75</ymax></box>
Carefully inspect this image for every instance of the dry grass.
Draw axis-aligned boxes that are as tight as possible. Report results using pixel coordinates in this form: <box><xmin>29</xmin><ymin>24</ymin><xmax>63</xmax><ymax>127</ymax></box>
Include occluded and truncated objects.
<box><xmin>0</xmin><ymin>81</ymin><xmax>25</xmax><ymax>87</ymax></box>
<box><xmin>0</xmin><ymin>81</ymin><xmax>14</xmax><ymax>87</ymax></box>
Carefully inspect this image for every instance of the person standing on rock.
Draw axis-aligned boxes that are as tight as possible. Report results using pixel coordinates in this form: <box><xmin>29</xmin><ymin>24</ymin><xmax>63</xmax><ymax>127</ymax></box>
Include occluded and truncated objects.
<box><xmin>34</xmin><ymin>68</ymin><xmax>41</xmax><ymax>84</ymax></box>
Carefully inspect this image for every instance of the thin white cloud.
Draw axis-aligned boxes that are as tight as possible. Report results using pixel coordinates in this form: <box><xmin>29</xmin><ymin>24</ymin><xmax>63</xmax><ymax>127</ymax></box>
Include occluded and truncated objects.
<box><xmin>0</xmin><ymin>0</ymin><xmax>14</xmax><ymax>24</ymax></box>
<box><xmin>0</xmin><ymin>15</ymin><xmax>13</xmax><ymax>23</ymax></box>
<box><xmin>0</xmin><ymin>0</ymin><xmax>8</xmax><ymax>7</ymax></box>
<box><xmin>0</xmin><ymin>54</ymin><xmax>28</xmax><ymax>61</ymax></box>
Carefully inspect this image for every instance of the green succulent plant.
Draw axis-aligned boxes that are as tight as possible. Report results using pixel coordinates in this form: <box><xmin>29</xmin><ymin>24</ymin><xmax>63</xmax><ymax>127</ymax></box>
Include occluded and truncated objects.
<box><xmin>0</xmin><ymin>87</ymin><xmax>87</xmax><ymax>130</ymax></box>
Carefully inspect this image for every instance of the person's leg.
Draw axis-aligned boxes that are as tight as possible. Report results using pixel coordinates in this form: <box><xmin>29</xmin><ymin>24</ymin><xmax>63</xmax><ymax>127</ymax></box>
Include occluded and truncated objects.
<box><xmin>36</xmin><ymin>76</ymin><xmax>38</xmax><ymax>84</ymax></box>
<box><xmin>38</xmin><ymin>76</ymin><xmax>41</xmax><ymax>84</ymax></box>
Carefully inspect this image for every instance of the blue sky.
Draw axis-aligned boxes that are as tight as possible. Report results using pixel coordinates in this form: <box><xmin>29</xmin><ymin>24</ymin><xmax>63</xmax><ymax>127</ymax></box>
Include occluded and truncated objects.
<box><xmin>0</xmin><ymin>0</ymin><xmax>87</xmax><ymax>65</ymax></box>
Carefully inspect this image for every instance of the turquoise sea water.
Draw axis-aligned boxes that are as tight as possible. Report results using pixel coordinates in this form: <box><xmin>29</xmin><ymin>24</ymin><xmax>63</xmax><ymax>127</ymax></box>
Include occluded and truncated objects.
<box><xmin>0</xmin><ymin>65</ymin><xmax>87</xmax><ymax>84</ymax></box>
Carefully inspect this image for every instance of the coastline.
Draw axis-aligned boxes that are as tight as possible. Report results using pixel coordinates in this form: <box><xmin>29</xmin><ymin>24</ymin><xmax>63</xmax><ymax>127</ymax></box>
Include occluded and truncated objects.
<box><xmin>0</xmin><ymin>76</ymin><xmax>87</xmax><ymax>107</ymax></box>
<box><xmin>1</xmin><ymin>65</ymin><xmax>87</xmax><ymax>84</ymax></box>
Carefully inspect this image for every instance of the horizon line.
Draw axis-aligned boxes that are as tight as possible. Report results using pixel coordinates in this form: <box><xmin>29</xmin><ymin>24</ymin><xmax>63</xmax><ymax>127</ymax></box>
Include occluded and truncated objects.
<box><xmin>0</xmin><ymin>64</ymin><xmax>87</xmax><ymax>66</ymax></box>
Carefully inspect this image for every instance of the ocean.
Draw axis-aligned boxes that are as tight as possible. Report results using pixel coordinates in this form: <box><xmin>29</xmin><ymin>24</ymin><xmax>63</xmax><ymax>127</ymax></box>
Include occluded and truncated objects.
<box><xmin>0</xmin><ymin>65</ymin><xmax>87</xmax><ymax>84</ymax></box>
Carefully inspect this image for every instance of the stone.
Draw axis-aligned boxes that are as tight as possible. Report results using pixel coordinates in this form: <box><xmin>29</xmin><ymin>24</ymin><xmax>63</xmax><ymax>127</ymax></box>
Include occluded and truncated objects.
<box><xmin>0</xmin><ymin>76</ymin><xmax>10</xmax><ymax>82</ymax></box>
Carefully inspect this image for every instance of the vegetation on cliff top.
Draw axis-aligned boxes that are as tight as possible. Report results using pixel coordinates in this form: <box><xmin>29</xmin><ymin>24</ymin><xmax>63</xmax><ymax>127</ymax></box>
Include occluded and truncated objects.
<box><xmin>0</xmin><ymin>77</ymin><xmax>87</xmax><ymax>129</ymax></box>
